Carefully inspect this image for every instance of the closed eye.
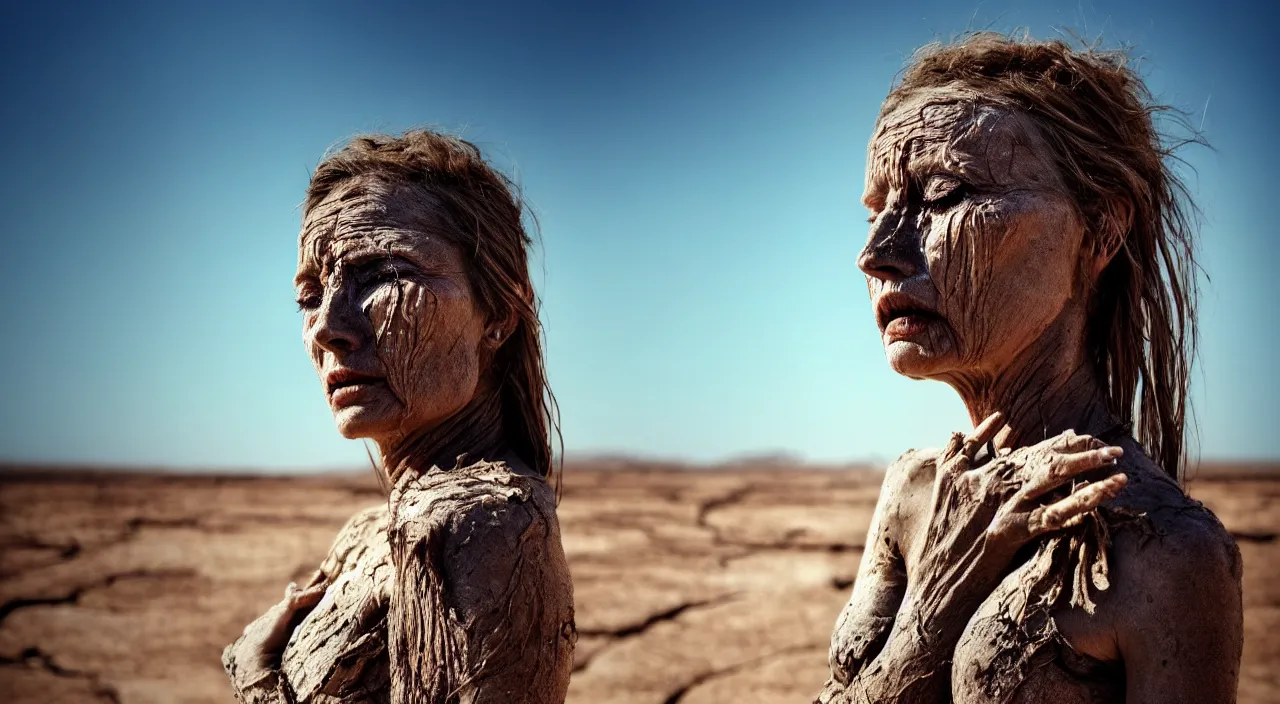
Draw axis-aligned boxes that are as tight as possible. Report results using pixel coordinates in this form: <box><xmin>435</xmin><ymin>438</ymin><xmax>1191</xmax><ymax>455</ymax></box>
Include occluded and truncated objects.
<box><xmin>922</xmin><ymin>174</ymin><xmax>969</xmax><ymax>209</ymax></box>
<box><xmin>355</xmin><ymin>257</ymin><xmax>417</xmax><ymax>289</ymax></box>
<box><xmin>863</xmin><ymin>197</ymin><xmax>886</xmax><ymax>224</ymax></box>
<box><xmin>295</xmin><ymin>291</ymin><xmax>322</xmax><ymax>311</ymax></box>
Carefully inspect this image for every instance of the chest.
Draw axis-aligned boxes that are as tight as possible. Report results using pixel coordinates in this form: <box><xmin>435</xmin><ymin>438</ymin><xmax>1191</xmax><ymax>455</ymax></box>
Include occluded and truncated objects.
<box><xmin>281</xmin><ymin>527</ymin><xmax>395</xmax><ymax>702</ymax></box>
<box><xmin>948</xmin><ymin>552</ymin><xmax>1125</xmax><ymax>703</ymax></box>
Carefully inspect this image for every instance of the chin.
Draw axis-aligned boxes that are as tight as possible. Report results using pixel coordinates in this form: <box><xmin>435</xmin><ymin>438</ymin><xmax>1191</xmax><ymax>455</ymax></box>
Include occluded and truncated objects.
<box><xmin>332</xmin><ymin>406</ymin><xmax>399</xmax><ymax>440</ymax></box>
<box><xmin>884</xmin><ymin>339</ymin><xmax>955</xmax><ymax>380</ymax></box>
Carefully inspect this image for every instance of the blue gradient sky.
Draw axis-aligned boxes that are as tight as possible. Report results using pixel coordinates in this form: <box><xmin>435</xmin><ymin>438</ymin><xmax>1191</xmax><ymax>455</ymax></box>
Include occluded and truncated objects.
<box><xmin>0</xmin><ymin>0</ymin><xmax>1275</xmax><ymax>470</ymax></box>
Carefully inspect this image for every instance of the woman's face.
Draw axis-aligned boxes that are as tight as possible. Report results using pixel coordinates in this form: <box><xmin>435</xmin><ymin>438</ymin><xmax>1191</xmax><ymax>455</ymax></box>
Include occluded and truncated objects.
<box><xmin>858</xmin><ymin>85</ymin><xmax>1089</xmax><ymax>383</ymax></box>
<box><xmin>294</xmin><ymin>177</ymin><xmax>492</xmax><ymax>446</ymax></box>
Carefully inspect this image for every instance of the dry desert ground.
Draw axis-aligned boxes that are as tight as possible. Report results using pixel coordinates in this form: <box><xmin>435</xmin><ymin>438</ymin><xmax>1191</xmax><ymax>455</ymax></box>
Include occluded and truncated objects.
<box><xmin>1</xmin><ymin>461</ymin><xmax>1276</xmax><ymax>703</ymax></box>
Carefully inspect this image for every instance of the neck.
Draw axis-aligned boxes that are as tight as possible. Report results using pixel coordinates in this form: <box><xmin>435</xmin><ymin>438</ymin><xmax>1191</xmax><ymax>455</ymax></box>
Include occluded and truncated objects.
<box><xmin>379</xmin><ymin>388</ymin><xmax>506</xmax><ymax>488</ymax></box>
<box><xmin>945</xmin><ymin>305</ymin><xmax>1117</xmax><ymax>451</ymax></box>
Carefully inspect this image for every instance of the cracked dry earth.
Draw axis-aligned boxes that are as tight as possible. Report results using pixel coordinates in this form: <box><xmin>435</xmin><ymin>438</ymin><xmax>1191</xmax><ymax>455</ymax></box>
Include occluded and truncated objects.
<box><xmin>1</xmin><ymin>463</ymin><xmax>1277</xmax><ymax>703</ymax></box>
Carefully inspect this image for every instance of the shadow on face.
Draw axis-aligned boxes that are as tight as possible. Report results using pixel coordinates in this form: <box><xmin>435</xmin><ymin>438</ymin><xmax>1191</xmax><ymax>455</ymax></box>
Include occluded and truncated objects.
<box><xmin>293</xmin><ymin>177</ymin><xmax>495</xmax><ymax>449</ymax></box>
<box><xmin>858</xmin><ymin>85</ymin><xmax>1092</xmax><ymax>383</ymax></box>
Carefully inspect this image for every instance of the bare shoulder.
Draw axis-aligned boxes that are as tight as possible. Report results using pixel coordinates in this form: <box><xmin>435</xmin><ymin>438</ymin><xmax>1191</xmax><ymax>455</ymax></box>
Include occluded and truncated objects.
<box><xmin>386</xmin><ymin>460</ymin><xmax>575</xmax><ymax>702</ymax></box>
<box><xmin>391</xmin><ymin>459</ymin><xmax>559</xmax><ymax>542</ymax></box>
<box><xmin>444</xmin><ymin>463</ymin><xmax>560</xmax><ymax>562</ymax></box>
<box><xmin>884</xmin><ymin>446</ymin><xmax>943</xmax><ymax>489</ymax></box>
<box><xmin>317</xmin><ymin>503</ymin><xmax>390</xmax><ymax>579</ymax></box>
<box><xmin>1105</xmin><ymin>442</ymin><xmax>1242</xmax><ymax>597</ymax></box>
<box><xmin>388</xmin><ymin>459</ymin><xmax>566</xmax><ymax>592</ymax></box>
<box><xmin>878</xmin><ymin>447</ymin><xmax>943</xmax><ymax>543</ymax></box>
<box><xmin>1101</xmin><ymin>442</ymin><xmax>1242</xmax><ymax>654</ymax></box>
<box><xmin>388</xmin><ymin>458</ymin><xmax>571</xmax><ymax>620</ymax></box>
<box><xmin>1093</xmin><ymin>442</ymin><xmax>1243</xmax><ymax>699</ymax></box>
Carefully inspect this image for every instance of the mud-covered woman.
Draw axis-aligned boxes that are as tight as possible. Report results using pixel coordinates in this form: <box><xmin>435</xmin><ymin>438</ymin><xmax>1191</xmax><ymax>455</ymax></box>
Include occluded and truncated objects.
<box><xmin>818</xmin><ymin>34</ymin><xmax>1242</xmax><ymax>703</ymax></box>
<box><xmin>222</xmin><ymin>130</ymin><xmax>575</xmax><ymax>703</ymax></box>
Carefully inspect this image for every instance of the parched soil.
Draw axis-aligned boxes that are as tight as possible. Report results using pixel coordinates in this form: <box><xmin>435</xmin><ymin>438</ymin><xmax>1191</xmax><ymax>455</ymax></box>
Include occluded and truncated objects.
<box><xmin>0</xmin><ymin>462</ymin><xmax>1275</xmax><ymax>703</ymax></box>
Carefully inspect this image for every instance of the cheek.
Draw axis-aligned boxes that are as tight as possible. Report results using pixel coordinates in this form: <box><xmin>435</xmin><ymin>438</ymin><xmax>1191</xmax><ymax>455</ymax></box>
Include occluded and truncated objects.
<box><xmin>925</xmin><ymin>201</ymin><xmax>1008</xmax><ymax>352</ymax></box>
<box><xmin>926</xmin><ymin>195</ymin><xmax>1081</xmax><ymax>362</ymax></box>
<box><xmin>364</xmin><ymin>280</ymin><xmax>484</xmax><ymax>419</ymax></box>
<box><xmin>364</xmin><ymin>280</ymin><xmax>430</xmax><ymax>362</ymax></box>
<box><xmin>302</xmin><ymin>314</ymin><xmax>324</xmax><ymax>371</ymax></box>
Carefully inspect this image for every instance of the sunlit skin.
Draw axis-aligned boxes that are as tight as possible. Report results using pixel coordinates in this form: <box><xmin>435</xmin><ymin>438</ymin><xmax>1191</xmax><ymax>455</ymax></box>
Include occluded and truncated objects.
<box><xmin>859</xmin><ymin>86</ymin><xmax>1115</xmax><ymax>446</ymax></box>
<box><xmin>222</xmin><ymin>167</ymin><xmax>574</xmax><ymax>703</ymax></box>
<box><xmin>818</xmin><ymin>85</ymin><xmax>1241</xmax><ymax>703</ymax></box>
<box><xmin>292</xmin><ymin>177</ymin><xmax>505</xmax><ymax>456</ymax></box>
<box><xmin>862</xmin><ymin>90</ymin><xmax>1080</xmax><ymax>381</ymax></box>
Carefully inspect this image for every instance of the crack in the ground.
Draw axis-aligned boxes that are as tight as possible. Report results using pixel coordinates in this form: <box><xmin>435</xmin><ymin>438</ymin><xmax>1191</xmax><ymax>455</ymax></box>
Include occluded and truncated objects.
<box><xmin>660</xmin><ymin>643</ymin><xmax>819</xmax><ymax>704</ymax></box>
<box><xmin>577</xmin><ymin>593</ymin><xmax>739</xmax><ymax>639</ymax></box>
<box><xmin>0</xmin><ymin>568</ymin><xmax>197</xmax><ymax>627</ymax></box>
<box><xmin>0</xmin><ymin>536</ymin><xmax>83</xmax><ymax>557</ymax></box>
<box><xmin>1231</xmin><ymin>531</ymin><xmax>1277</xmax><ymax>544</ymax></box>
<box><xmin>694</xmin><ymin>485</ymin><xmax>868</xmax><ymax>560</ymax></box>
<box><xmin>694</xmin><ymin>485</ymin><xmax>754</xmax><ymax>529</ymax></box>
<box><xmin>571</xmin><ymin>636</ymin><xmax>615</xmax><ymax>673</ymax></box>
<box><xmin>572</xmin><ymin>595</ymin><xmax>741</xmax><ymax>675</ymax></box>
<box><xmin>0</xmin><ymin>511</ymin><xmax>351</xmax><ymax>581</ymax></box>
<box><xmin>0</xmin><ymin>517</ymin><xmax>201</xmax><ymax>581</ymax></box>
<box><xmin>713</xmin><ymin>540</ymin><xmax>864</xmax><ymax>570</ymax></box>
<box><xmin>720</xmin><ymin>540</ymin><xmax>862</xmax><ymax>555</ymax></box>
<box><xmin>576</xmin><ymin>515</ymin><xmax>725</xmax><ymax>559</ymax></box>
<box><xmin>125</xmin><ymin>516</ymin><xmax>201</xmax><ymax>530</ymax></box>
<box><xmin>0</xmin><ymin>646</ymin><xmax>121</xmax><ymax>703</ymax></box>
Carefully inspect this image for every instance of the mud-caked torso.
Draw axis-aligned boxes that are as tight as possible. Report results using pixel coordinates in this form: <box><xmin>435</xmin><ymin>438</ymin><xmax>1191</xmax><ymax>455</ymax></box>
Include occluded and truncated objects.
<box><xmin>274</xmin><ymin>460</ymin><xmax>575</xmax><ymax>704</ymax></box>
<box><xmin>282</xmin><ymin>504</ymin><xmax>394</xmax><ymax>703</ymax></box>
<box><xmin>899</xmin><ymin>441</ymin><xmax>1238</xmax><ymax>703</ymax></box>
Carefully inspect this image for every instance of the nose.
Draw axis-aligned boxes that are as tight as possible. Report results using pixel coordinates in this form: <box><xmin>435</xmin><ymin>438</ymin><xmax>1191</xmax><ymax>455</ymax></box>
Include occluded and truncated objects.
<box><xmin>858</xmin><ymin>207</ymin><xmax>922</xmax><ymax>281</ymax></box>
<box><xmin>309</xmin><ymin>289</ymin><xmax>368</xmax><ymax>355</ymax></box>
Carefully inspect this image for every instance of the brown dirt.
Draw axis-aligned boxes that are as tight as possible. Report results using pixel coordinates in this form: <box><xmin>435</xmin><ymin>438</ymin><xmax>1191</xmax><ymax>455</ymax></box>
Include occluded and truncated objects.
<box><xmin>0</xmin><ymin>462</ymin><xmax>1275</xmax><ymax>703</ymax></box>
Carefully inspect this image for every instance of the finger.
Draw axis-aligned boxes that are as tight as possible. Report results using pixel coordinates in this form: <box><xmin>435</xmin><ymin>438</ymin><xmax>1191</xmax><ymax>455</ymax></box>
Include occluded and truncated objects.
<box><xmin>963</xmin><ymin>412</ymin><xmax>1004</xmax><ymax>460</ymax></box>
<box><xmin>1026</xmin><ymin>474</ymin><xmax>1127</xmax><ymax>536</ymax></box>
<box><xmin>289</xmin><ymin>585</ymin><xmax>327</xmax><ymax>611</ymax></box>
<box><xmin>941</xmin><ymin>432</ymin><xmax>965</xmax><ymax>462</ymax></box>
<box><xmin>1019</xmin><ymin>446</ymin><xmax>1124</xmax><ymax>500</ymax></box>
<box><xmin>1044</xmin><ymin>430</ymin><xmax>1105</xmax><ymax>454</ymax></box>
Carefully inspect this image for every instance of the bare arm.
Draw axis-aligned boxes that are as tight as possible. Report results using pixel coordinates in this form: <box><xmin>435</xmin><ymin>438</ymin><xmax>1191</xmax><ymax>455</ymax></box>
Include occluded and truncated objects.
<box><xmin>827</xmin><ymin>452</ymin><xmax>914</xmax><ymax>683</ymax></box>
<box><xmin>222</xmin><ymin>506</ymin><xmax>385</xmax><ymax>704</ymax></box>
<box><xmin>387</xmin><ymin>468</ymin><xmax>575</xmax><ymax>704</ymax></box>
<box><xmin>222</xmin><ymin>582</ymin><xmax>326</xmax><ymax>704</ymax></box>
<box><xmin>820</xmin><ymin>449</ymin><xmax>975</xmax><ymax>703</ymax></box>
<box><xmin>1117</xmin><ymin>518</ymin><xmax>1243</xmax><ymax>703</ymax></box>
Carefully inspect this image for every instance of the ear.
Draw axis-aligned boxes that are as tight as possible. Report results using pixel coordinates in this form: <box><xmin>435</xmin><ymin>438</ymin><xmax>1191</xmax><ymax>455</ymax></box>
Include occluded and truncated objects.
<box><xmin>1089</xmin><ymin>197</ymin><xmax>1132</xmax><ymax>279</ymax></box>
<box><xmin>482</xmin><ymin>308</ymin><xmax>519</xmax><ymax>351</ymax></box>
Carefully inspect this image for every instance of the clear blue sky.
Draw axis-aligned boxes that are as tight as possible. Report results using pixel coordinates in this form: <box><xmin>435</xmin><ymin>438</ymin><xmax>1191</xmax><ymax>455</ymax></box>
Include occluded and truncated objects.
<box><xmin>0</xmin><ymin>0</ymin><xmax>1275</xmax><ymax>470</ymax></box>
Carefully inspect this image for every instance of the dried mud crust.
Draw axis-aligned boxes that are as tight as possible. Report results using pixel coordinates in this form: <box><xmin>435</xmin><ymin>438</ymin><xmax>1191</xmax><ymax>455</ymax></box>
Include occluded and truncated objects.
<box><xmin>225</xmin><ymin>461</ymin><xmax>576</xmax><ymax>703</ymax></box>
<box><xmin>0</xmin><ymin>466</ymin><xmax>1276</xmax><ymax>703</ymax></box>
